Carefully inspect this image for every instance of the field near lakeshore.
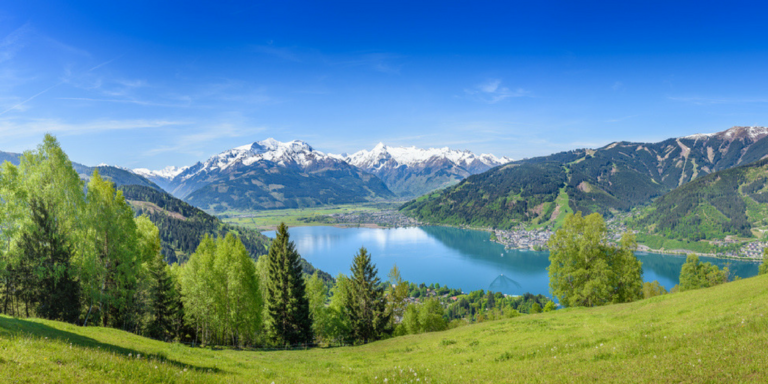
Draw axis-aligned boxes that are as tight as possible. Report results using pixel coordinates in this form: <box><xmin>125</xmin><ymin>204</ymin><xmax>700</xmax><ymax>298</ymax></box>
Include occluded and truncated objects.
<box><xmin>218</xmin><ymin>203</ymin><xmax>397</xmax><ymax>231</ymax></box>
<box><xmin>2</xmin><ymin>274</ymin><xmax>767</xmax><ymax>383</ymax></box>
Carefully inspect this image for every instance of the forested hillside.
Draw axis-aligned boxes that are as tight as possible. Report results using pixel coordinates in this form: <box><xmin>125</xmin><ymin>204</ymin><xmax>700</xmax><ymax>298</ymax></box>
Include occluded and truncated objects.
<box><xmin>629</xmin><ymin>157</ymin><xmax>768</xmax><ymax>242</ymax></box>
<box><xmin>402</xmin><ymin>126</ymin><xmax>768</xmax><ymax>229</ymax></box>
<box><xmin>119</xmin><ymin>185</ymin><xmax>331</xmax><ymax>281</ymax></box>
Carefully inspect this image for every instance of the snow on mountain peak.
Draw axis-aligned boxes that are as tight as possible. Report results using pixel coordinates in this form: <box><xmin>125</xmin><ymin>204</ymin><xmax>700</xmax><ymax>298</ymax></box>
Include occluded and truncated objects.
<box><xmin>133</xmin><ymin>165</ymin><xmax>190</xmax><ymax>180</ymax></box>
<box><xmin>344</xmin><ymin>143</ymin><xmax>511</xmax><ymax>170</ymax></box>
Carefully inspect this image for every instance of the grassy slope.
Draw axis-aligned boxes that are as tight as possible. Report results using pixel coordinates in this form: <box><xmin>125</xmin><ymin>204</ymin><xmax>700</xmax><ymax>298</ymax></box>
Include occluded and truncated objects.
<box><xmin>2</xmin><ymin>274</ymin><xmax>768</xmax><ymax>383</ymax></box>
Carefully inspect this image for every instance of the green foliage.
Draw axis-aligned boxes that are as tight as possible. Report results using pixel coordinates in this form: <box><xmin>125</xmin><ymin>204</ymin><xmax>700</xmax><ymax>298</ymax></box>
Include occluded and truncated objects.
<box><xmin>17</xmin><ymin>197</ymin><xmax>81</xmax><ymax>322</ymax></box>
<box><xmin>679</xmin><ymin>254</ymin><xmax>729</xmax><ymax>292</ymax></box>
<box><xmin>543</xmin><ymin>300</ymin><xmax>556</xmax><ymax>312</ymax></box>
<box><xmin>79</xmin><ymin>170</ymin><xmax>140</xmax><ymax>328</ymax></box>
<box><xmin>642</xmin><ymin>280</ymin><xmax>668</xmax><ymax>299</ymax></box>
<box><xmin>760</xmin><ymin>248</ymin><xmax>768</xmax><ymax>276</ymax></box>
<box><xmin>265</xmin><ymin>223</ymin><xmax>312</xmax><ymax>346</ymax></box>
<box><xmin>530</xmin><ymin>303</ymin><xmax>542</xmax><ymax>314</ymax></box>
<box><xmin>306</xmin><ymin>272</ymin><xmax>333</xmax><ymax>344</ymax></box>
<box><xmin>180</xmin><ymin>234</ymin><xmax>262</xmax><ymax>346</ymax></box>
<box><xmin>418</xmin><ymin>299</ymin><xmax>447</xmax><ymax>332</ymax></box>
<box><xmin>386</xmin><ymin>264</ymin><xmax>409</xmax><ymax>328</ymax></box>
<box><xmin>347</xmin><ymin>247</ymin><xmax>390</xmax><ymax>344</ymax></box>
<box><xmin>548</xmin><ymin>212</ymin><xmax>643</xmax><ymax>307</ymax></box>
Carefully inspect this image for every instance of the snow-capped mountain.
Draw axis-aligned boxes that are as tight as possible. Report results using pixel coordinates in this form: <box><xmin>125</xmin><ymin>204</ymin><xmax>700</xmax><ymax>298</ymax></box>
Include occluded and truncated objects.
<box><xmin>684</xmin><ymin>126</ymin><xmax>768</xmax><ymax>142</ymax></box>
<box><xmin>133</xmin><ymin>139</ymin><xmax>512</xmax><ymax>203</ymax></box>
<box><xmin>343</xmin><ymin>143</ymin><xmax>512</xmax><ymax>197</ymax></box>
<box><xmin>134</xmin><ymin>138</ymin><xmax>394</xmax><ymax>211</ymax></box>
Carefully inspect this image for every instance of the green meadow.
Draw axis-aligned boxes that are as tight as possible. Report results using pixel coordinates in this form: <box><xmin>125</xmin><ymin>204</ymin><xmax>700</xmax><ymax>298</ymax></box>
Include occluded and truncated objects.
<box><xmin>2</xmin><ymin>273</ymin><xmax>767</xmax><ymax>383</ymax></box>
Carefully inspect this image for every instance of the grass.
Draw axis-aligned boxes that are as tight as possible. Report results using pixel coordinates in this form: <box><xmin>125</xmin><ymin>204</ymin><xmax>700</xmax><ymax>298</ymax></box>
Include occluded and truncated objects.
<box><xmin>218</xmin><ymin>203</ymin><xmax>394</xmax><ymax>231</ymax></box>
<box><xmin>2</xmin><ymin>274</ymin><xmax>768</xmax><ymax>383</ymax></box>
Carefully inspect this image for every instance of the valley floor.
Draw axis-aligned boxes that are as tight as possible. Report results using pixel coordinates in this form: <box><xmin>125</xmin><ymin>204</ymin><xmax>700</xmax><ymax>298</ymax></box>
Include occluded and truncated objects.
<box><xmin>2</xmin><ymin>274</ymin><xmax>767</xmax><ymax>383</ymax></box>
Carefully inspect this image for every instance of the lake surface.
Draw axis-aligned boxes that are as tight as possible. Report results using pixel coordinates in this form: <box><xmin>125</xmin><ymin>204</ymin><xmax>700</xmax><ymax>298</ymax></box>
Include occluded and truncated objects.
<box><xmin>263</xmin><ymin>226</ymin><xmax>760</xmax><ymax>297</ymax></box>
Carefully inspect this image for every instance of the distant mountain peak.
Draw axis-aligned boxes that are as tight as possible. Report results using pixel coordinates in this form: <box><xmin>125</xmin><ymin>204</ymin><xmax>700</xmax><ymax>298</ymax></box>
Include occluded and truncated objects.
<box><xmin>684</xmin><ymin>126</ymin><xmax>768</xmax><ymax>142</ymax></box>
<box><xmin>343</xmin><ymin>143</ymin><xmax>511</xmax><ymax>197</ymax></box>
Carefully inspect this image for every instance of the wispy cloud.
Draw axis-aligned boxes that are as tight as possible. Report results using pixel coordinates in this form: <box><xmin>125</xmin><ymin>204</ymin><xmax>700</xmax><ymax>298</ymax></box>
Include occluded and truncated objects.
<box><xmin>0</xmin><ymin>83</ymin><xmax>61</xmax><ymax>116</ymax></box>
<box><xmin>0</xmin><ymin>22</ymin><xmax>32</xmax><ymax>63</ymax></box>
<box><xmin>668</xmin><ymin>96</ymin><xmax>768</xmax><ymax>105</ymax></box>
<box><xmin>0</xmin><ymin>118</ymin><xmax>187</xmax><ymax>138</ymax></box>
<box><xmin>464</xmin><ymin>79</ymin><xmax>529</xmax><ymax>103</ymax></box>
<box><xmin>57</xmin><ymin>97</ymin><xmax>191</xmax><ymax>108</ymax></box>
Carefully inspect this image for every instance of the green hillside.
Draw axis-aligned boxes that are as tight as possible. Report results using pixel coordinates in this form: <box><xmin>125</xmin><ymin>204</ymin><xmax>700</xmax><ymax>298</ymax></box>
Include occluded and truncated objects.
<box><xmin>402</xmin><ymin>126</ymin><xmax>768</xmax><ymax>230</ymax></box>
<box><xmin>630</xmin><ymin>157</ymin><xmax>768</xmax><ymax>243</ymax></box>
<box><xmin>3</xmin><ymin>274</ymin><xmax>767</xmax><ymax>383</ymax></box>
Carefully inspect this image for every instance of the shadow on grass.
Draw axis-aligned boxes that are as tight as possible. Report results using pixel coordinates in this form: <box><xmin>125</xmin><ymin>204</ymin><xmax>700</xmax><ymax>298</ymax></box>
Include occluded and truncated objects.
<box><xmin>0</xmin><ymin>315</ymin><xmax>223</xmax><ymax>374</ymax></box>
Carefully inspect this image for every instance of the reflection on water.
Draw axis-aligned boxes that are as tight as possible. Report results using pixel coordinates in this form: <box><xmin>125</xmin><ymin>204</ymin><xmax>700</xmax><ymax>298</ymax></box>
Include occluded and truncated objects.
<box><xmin>264</xmin><ymin>226</ymin><xmax>760</xmax><ymax>297</ymax></box>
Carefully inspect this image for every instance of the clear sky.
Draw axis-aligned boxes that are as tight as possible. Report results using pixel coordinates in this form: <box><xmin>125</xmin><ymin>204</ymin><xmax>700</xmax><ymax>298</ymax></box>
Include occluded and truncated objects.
<box><xmin>1</xmin><ymin>1</ymin><xmax>768</xmax><ymax>169</ymax></box>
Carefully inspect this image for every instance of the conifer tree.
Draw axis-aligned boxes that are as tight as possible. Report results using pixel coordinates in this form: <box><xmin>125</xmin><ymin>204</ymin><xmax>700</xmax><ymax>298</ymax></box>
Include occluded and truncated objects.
<box><xmin>18</xmin><ymin>197</ymin><xmax>81</xmax><ymax>322</ymax></box>
<box><xmin>147</xmin><ymin>250</ymin><xmax>176</xmax><ymax>341</ymax></box>
<box><xmin>266</xmin><ymin>223</ymin><xmax>312</xmax><ymax>346</ymax></box>
<box><xmin>347</xmin><ymin>247</ymin><xmax>390</xmax><ymax>344</ymax></box>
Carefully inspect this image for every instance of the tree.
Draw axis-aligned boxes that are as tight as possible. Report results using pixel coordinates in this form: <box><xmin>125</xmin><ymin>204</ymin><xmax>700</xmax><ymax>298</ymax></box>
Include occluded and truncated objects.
<box><xmin>265</xmin><ymin>223</ymin><xmax>312</xmax><ymax>346</ymax></box>
<box><xmin>347</xmin><ymin>247</ymin><xmax>390</xmax><ymax>344</ymax></box>
<box><xmin>642</xmin><ymin>280</ymin><xmax>668</xmax><ymax>299</ymax></box>
<box><xmin>1</xmin><ymin>135</ymin><xmax>85</xmax><ymax>318</ymax></box>
<box><xmin>386</xmin><ymin>264</ymin><xmax>409</xmax><ymax>327</ymax></box>
<box><xmin>180</xmin><ymin>234</ymin><xmax>261</xmax><ymax>346</ymax></box>
<box><xmin>328</xmin><ymin>273</ymin><xmax>353</xmax><ymax>345</ymax></box>
<box><xmin>543</xmin><ymin>300</ymin><xmax>556</xmax><ymax>312</ymax></box>
<box><xmin>679</xmin><ymin>254</ymin><xmax>728</xmax><ymax>292</ymax></box>
<box><xmin>418</xmin><ymin>299</ymin><xmax>447</xmax><ymax>332</ymax></box>
<box><xmin>136</xmin><ymin>214</ymin><xmax>177</xmax><ymax>341</ymax></box>
<box><xmin>530</xmin><ymin>303</ymin><xmax>542</xmax><ymax>314</ymax></box>
<box><xmin>759</xmin><ymin>248</ymin><xmax>768</xmax><ymax>276</ymax></box>
<box><xmin>79</xmin><ymin>170</ymin><xmax>140</xmax><ymax>327</ymax></box>
<box><xmin>402</xmin><ymin>304</ymin><xmax>421</xmax><ymax>334</ymax></box>
<box><xmin>547</xmin><ymin>212</ymin><xmax>643</xmax><ymax>307</ymax></box>
<box><xmin>306</xmin><ymin>271</ymin><xmax>331</xmax><ymax>344</ymax></box>
<box><xmin>17</xmin><ymin>197</ymin><xmax>81</xmax><ymax>322</ymax></box>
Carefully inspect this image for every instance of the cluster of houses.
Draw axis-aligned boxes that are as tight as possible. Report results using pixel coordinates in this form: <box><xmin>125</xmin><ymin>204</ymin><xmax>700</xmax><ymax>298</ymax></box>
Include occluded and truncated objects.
<box><xmin>491</xmin><ymin>228</ymin><xmax>553</xmax><ymax>250</ymax></box>
<box><xmin>328</xmin><ymin>210</ymin><xmax>420</xmax><ymax>228</ymax></box>
<box><xmin>738</xmin><ymin>241</ymin><xmax>767</xmax><ymax>259</ymax></box>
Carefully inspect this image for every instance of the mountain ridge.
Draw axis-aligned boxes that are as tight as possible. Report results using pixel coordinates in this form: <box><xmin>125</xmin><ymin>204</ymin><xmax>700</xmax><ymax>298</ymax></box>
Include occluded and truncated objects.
<box><xmin>402</xmin><ymin>126</ymin><xmax>768</xmax><ymax>230</ymax></box>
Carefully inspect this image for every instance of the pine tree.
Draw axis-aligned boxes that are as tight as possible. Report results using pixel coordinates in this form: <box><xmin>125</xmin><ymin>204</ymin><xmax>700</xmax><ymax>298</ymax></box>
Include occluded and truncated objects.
<box><xmin>266</xmin><ymin>223</ymin><xmax>312</xmax><ymax>346</ymax></box>
<box><xmin>147</xmin><ymin>251</ymin><xmax>176</xmax><ymax>341</ymax></box>
<box><xmin>347</xmin><ymin>247</ymin><xmax>390</xmax><ymax>344</ymax></box>
<box><xmin>18</xmin><ymin>197</ymin><xmax>81</xmax><ymax>322</ymax></box>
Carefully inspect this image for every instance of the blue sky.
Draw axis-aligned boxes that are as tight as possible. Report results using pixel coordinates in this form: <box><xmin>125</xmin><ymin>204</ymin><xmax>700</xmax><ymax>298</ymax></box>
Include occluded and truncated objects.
<box><xmin>1</xmin><ymin>1</ymin><xmax>768</xmax><ymax>169</ymax></box>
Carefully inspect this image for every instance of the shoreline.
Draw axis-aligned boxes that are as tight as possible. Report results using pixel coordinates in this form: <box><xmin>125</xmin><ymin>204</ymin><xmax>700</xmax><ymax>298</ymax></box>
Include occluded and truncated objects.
<box><xmin>255</xmin><ymin>220</ymin><xmax>764</xmax><ymax>262</ymax></box>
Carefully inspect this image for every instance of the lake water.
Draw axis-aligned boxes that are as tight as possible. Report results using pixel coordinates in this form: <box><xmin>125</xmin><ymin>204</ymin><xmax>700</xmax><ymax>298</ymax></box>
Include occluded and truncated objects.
<box><xmin>263</xmin><ymin>226</ymin><xmax>760</xmax><ymax>297</ymax></box>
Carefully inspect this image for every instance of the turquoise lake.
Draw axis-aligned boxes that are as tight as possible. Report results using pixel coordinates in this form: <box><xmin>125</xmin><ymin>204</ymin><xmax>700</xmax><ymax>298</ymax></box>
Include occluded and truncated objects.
<box><xmin>263</xmin><ymin>226</ymin><xmax>760</xmax><ymax>297</ymax></box>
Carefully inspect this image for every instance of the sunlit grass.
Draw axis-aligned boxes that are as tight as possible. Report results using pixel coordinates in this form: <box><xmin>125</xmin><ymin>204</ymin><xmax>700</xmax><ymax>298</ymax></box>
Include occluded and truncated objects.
<box><xmin>2</xmin><ymin>273</ymin><xmax>768</xmax><ymax>383</ymax></box>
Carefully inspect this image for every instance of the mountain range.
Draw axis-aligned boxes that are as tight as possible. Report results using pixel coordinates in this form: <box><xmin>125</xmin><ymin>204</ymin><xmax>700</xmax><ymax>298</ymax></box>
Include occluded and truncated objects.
<box><xmin>133</xmin><ymin>139</ymin><xmax>510</xmax><ymax>210</ymax></box>
<box><xmin>402</xmin><ymin>126</ymin><xmax>768</xmax><ymax>231</ymax></box>
<box><xmin>343</xmin><ymin>143</ymin><xmax>510</xmax><ymax>197</ymax></box>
